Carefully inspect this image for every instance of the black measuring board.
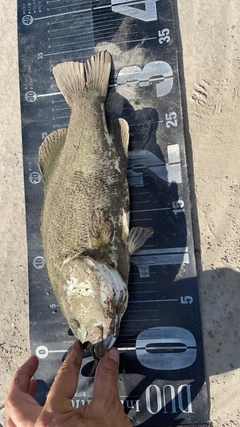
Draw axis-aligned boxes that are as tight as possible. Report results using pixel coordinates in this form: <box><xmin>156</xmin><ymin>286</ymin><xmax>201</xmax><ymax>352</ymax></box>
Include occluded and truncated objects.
<box><xmin>17</xmin><ymin>0</ymin><xmax>211</xmax><ymax>426</ymax></box>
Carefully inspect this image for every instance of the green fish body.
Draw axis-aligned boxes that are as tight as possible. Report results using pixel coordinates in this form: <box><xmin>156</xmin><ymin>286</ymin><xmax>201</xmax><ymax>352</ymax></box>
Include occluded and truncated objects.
<box><xmin>38</xmin><ymin>52</ymin><xmax>153</xmax><ymax>358</ymax></box>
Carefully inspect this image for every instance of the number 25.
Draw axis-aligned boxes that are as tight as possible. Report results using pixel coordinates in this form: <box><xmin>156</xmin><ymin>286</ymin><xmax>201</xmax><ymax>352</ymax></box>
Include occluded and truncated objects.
<box><xmin>165</xmin><ymin>112</ymin><xmax>177</xmax><ymax>127</ymax></box>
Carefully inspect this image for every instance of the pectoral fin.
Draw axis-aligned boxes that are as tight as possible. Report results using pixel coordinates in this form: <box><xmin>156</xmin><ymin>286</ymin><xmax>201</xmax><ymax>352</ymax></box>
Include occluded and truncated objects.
<box><xmin>38</xmin><ymin>128</ymin><xmax>67</xmax><ymax>183</ymax></box>
<box><xmin>110</xmin><ymin>118</ymin><xmax>129</xmax><ymax>157</ymax></box>
<box><xmin>129</xmin><ymin>226</ymin><xmax>154</xmax><ymax>255</ymax></box>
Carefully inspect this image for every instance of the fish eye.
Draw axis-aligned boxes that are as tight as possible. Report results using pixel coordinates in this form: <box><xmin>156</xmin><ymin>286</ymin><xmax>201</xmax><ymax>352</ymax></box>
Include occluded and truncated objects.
<box><xmin>70</xmin><ymin>318</ymin><xmax>80</xmax><ymax>329</ymax></box>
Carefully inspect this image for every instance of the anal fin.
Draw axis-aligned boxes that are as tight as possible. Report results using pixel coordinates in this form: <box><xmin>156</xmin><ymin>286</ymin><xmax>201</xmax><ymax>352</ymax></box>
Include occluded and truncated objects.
<box><xmin>38</xmin><ymin>128</ymin><xmax>67</xmax><ymax>183</ymax></box>
<box><xmin>129</xmin><ymin>227</ymin><xmax>154</xmax><ymax>255</ymax></box>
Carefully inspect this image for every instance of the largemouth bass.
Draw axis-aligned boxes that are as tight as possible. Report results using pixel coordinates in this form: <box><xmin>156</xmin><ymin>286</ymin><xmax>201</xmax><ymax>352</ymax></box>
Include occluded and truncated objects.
<box><xmin>38</xmin><ymin>51</ymin><xmax>153</xmax><ymax>358</ymax></box>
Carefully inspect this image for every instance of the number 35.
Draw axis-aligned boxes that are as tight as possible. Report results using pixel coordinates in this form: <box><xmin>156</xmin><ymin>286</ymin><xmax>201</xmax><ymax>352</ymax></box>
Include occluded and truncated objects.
<box><xmin>158</xmin><ymin>29</ymin><xmax>170</xmax><ymax>44</ymax></box>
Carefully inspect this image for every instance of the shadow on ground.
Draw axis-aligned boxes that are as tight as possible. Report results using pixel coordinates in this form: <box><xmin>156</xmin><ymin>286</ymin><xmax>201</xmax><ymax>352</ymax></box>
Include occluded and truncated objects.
<box><xmin>198</xmin><ymin>267</ymin><xmax>240</xmax><ymax>377</ymax></box>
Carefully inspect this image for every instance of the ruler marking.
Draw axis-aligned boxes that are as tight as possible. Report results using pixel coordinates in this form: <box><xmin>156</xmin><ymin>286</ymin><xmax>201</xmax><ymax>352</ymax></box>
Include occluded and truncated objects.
<box><xmin>52</xmin><ymin>123</ymin><xmax>69</xmax><ymax>128</ymax></box>
<box><xmin>129</xmin><ymin>281</ymin><xmax>158</xmax><ymax>285</ymax></box>
<box><xmin>93</xmin><ymin>4</ymin><xmax>112</xmax><ymax>10</ymax></box>
<box><xmin>48</xmin><ymin>30</ymin><xmax>95</xmax><ymax>40</ymax></box>
<box><xmin>47</xmin><ymin>36</ymin><xmax>157</xmax><ymax>54</ymax></box>
<box><xmin>96</xmin><ymin>36</ymin><xmax>157</xmax><ymax>45</ymax></box>
<box><xmin>131</xmin><ymin>200</ymin><xmax>150</xmax><ymax>205</ymax></box>
<box><xmin>128</xmin><ymin>299</ymin><xmax>179</xmax><ymax>303</ymax></box>
<box><xmin>125</xmin><ymin>309</ymin><xmax>162</xmax><ymax>313</ymax></box>
<box><xmin>54</xmin><ymin>107</ymin><xmax>69</xmax><ymax>112</ymax></box>
<box><xmin>131</xmin><ymin>191</ymin><xmax>150</xmax><ymax>196</ymax></box>
<box><xmin>34</xmin><ymin>9</ymin><xmax>92</xmax><ymax>21</ymax></box>
<box><xmin>48</xmin><ymin>16</ymin><xmax>94</xmax><ymax>29</ymax></box>
<box><xmin>49</xmin><ymin>2</ymin><xmax>90</xmax><ymax>11</ymax></box>
<box><xmin>43</xmin><ymin>46</ymin><xmax>94</xmax><ymax>57</ymax></box>
<box><xmin>130</xmin><ymin>218</ymin><xmax>152</xmax><ymax>222</ymax></box>
<box><xmin>49</xmin><ymin>23</ymin><xmax>90</xmax><ymax>32</ymax></box>
<box><xmin>49</xmin><ymin>31</ymin><xmax>96</xmax><ymax>41</ymax></box>
<box><xmin>50</xmin><ymin>34</ymin><xmax>96</xmax><ymax>48</ymax></box>
<box><xmin>129</xmin><ymin>291</ymin><xmax>158</xmax><ymax>295</ymax></box>
<box><xmin>54</xmin><ymin>115</ymin><xmax>70</xmax><ymax>120</ymax></box>
<box><xmin>91</xmin><ymin>17</ymin><xmax>124</xmax><ymax>31</ymax></box>
<box><xmin>37</xmin><ymin>92</ymin><xmax>61</xmax><ymax>98</ymax></box>
<box><xmin>118</xmin><ymin>347</ymin><xmax>136</xmax><ymax>351</ymax></box>
<box><xmin>134</xmin><ymin>247</ymin><xmax>188</xmax><ymax>255</ymax></box>
<box><xmin>49</xmin><ymin>0</ymin><xmax>81</xmax><ymax>3</ymax></box>
<box><xmin>131</xmin><ymin>207</ymin><xmax>170</xmax><ymax>213</ymax></box>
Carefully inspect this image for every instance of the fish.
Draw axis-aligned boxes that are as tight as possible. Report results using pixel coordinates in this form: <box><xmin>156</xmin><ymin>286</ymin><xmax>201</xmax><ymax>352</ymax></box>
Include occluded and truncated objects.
<box><xmin>38</xmin><ymin>51</ymin><xmax>153</xmax><ymax>359</ymax></box>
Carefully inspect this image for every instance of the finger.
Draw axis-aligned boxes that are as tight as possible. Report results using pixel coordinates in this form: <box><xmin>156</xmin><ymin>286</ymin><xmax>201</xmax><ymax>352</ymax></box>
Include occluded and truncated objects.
<box><xmin>8</xmin><ymin>356</ymin><xmax>39</xmax><ymax>395</ymax></box>
<box><xmin>92</xmin><ymin>347</ymin><xmax>120</xmax><ymax>405</ymax></box>
<box><xmin>45</xmin><ymin>340</ymin><xmax>83</xmax><ymax>409</ymax></box>
<box><xmin>5</xmin><ymin>356</ymin><xmax>40</xmax><ymax>427</ymax></box>
<box><xmin>28</xmin><ymin>379</ymin><xmax>38</xmax><ymax>397</ymax></box>
<box><xmin>5</xmin><ymin>417</ymin><xmax>17</xmax><ymax>427</ymax></box>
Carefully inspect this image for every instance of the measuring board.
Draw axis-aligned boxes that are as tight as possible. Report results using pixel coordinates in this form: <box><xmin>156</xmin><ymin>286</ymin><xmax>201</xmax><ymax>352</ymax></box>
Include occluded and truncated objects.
<box><xmin>17</xmin><ymin>0</ymin><xmax>210</xmax><ymax>426</ymax></box>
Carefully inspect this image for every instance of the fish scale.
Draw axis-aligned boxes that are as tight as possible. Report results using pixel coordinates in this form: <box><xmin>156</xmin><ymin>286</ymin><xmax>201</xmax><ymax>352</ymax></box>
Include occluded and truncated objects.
<box><xmin>17</xmin><ymin>0</ymin><xmax>210</xmax><ymax>425</ymax></box>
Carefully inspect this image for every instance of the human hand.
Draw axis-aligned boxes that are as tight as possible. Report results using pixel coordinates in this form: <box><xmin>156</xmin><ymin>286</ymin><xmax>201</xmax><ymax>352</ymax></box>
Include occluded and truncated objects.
<box><xmin>5</xmin><ymin>340</ymin><xmax>132</xmax><ymax>427</ymax></box>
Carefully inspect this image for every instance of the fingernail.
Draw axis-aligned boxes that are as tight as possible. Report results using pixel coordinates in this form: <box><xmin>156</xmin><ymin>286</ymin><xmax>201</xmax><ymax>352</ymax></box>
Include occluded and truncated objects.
<box><xmin>108</xmin><ymin>347</ymin><xmax>119</xmax><ymax>364</ymax></box>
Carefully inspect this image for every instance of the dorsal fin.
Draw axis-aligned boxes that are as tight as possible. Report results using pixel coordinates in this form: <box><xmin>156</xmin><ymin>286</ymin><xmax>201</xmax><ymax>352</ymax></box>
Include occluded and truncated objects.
<box><xmin>110</xmin><ymin>118</ymin><xmax>129</xmax><ymax>156</ymax></box>
<box><xmin>38</xmin><ymin>128</ymin><xmax>67</xmax><ymax>183</ymax></box>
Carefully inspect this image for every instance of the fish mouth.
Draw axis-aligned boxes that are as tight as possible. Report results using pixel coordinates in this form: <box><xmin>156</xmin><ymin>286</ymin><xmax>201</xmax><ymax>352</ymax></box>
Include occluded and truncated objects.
<box><xmin>84</xmin><ymin>335</ymin><xmax>117</xmax><ymax>359</ymax></box>
<box><xmin>69</xmin><ymin>318</ymin><xmax>116</xmax><ymax>358</ymax></box>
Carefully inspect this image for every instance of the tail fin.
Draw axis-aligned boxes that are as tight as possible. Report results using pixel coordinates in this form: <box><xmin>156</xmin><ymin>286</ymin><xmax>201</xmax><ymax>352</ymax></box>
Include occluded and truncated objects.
<box><xmin>53</xmin><ymin>51</ymin><xmax>111</xmax><ymax>108</ymax></box>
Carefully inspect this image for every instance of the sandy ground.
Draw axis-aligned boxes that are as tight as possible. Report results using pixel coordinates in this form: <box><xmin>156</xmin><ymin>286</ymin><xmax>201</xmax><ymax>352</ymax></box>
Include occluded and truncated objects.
<box><xmin>0</xmin><ymin>0</ymin><xmax>240</xmax><ymax>426</ymax></box>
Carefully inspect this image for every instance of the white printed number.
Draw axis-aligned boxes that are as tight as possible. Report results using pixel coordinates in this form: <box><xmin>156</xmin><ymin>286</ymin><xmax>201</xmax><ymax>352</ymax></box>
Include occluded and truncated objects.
<box><xmin>29</xmin><ymin>172</ymin><xmax>41</xmax><ymax>184</ymax></box>
<box><xmin>136</xmin><ymin>326</ymin><xmax>197</xmax><ymax>370</ymax></box>
<box><xmin>172</xmin><ymin>200</ymin><xmax>184</xmax><ymax>215</ymax></box>
<box><xmin>180</xmin><ymin>296</ymin><xmax>193</xmax><ymax>304</ymax></box>
<box><xmin>165</xmin><ymin>112</ymin><xmax>177</xmax><ymax>127</ymax></box>
<box><xmin>22</xmin><ymin>15</ymin><xmax>34</xmax><ymax>25</ymax></box>
<box><xmin>117</xmin><ymin>61</ymin><xmax>173</xmax><ymax>100</ymax></box>
<box><xmin>33</xmin><ymin>256</ymin><xmax>45</xmax><ymax>269</ymax></box>
<box><xmin>158</xmin><ymin>29</ymin><xmax>170</xmax><ymax>44</ymax></box>
<box><xmin>42</xmin><ymin>132</ymin><xmax>48</xmax><ymax>140</ymax></box>
<box><xmin>111</xmin><ymin>0</ymin><xmax>158</xmax><ymax>22</ymax></box>
<box><xmin>25</xmin><ymin>91</ymin><xmax>37</xmax><ymax>103</ymax></box>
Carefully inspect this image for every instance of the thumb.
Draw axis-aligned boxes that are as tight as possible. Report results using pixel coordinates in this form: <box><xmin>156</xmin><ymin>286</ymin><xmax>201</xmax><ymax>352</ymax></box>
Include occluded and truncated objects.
<box><xmin>92</xmin><ymin>347</ymin><xmax>120</xmax><ymax>405</ymax></box>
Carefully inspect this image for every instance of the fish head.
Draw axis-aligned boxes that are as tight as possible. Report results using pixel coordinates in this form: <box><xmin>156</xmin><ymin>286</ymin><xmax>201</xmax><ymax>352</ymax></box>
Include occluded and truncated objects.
<box><xmin>60</xmin><ymin>257</ymin><xmax>128</xmax><ymax>358</ymax></box>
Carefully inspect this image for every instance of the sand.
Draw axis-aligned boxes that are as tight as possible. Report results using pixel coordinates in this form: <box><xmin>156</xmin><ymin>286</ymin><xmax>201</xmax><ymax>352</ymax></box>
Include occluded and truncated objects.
<box><xmin>0</xmin><ymin>0</ymin><xmax>239</xmax><ymax>426</ymax></box>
